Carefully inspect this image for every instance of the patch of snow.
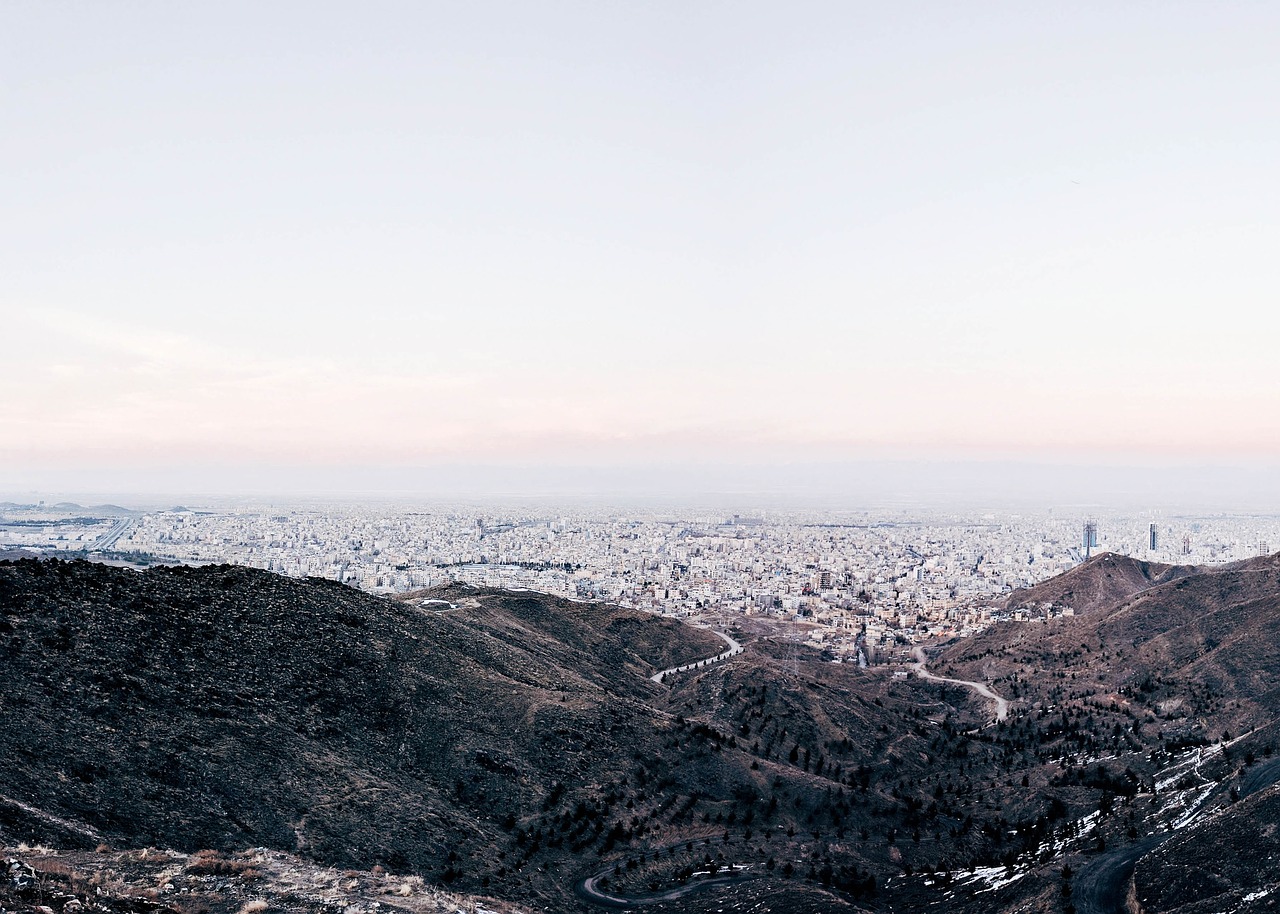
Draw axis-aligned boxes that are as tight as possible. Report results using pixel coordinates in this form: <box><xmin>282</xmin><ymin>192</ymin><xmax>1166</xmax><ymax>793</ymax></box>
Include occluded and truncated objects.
<box><xmin>1172</xmin><ymin>784</ymin><xmax>1217</xmax><ymax>830</ymax></box>
<box><xmin>913</xmin><ymin>864</ymin><xmax>1029</xmax><ymax>895</ymax></box>
<box><xmin>955</xmin><ymin>865</ymin><xmax>1029</xmax><ymax>893</ymax></box>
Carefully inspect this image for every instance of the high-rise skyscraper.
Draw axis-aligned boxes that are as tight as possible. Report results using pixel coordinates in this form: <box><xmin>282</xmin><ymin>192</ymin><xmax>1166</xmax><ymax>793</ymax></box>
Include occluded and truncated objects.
<box><xmin>1150</xmin><ymin>524</ymin><xmax>1159</xmax><ymax>551</ymax></box>
<box><xmin>1084</xmin><ymin>521</ymin><xmax>1098</xmax><ymax>558</ymax></box>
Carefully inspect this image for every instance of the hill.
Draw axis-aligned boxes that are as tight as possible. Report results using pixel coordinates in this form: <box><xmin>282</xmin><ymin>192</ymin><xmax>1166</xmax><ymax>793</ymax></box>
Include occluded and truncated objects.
<box><xmin>7</xmin><ymin>556</ymin><xmax>1280</xmax><ymax>914</ymax></box>
<box><xmin>933</xmin><ymin>552</ymin><xmax>1280</xmax><ymax>914</ymax></box>
<box><xmin>0</xmin><ymin>560</ymin><xmax>727</xmax><ymax>910</ymax></box>
<box><xmin>1</xmin><ymin>558</ymin><xmax>1106</xmax><ymax>913</ymax></box>
<box><xmin>941</xmin><ymin>552</ymin><xmax>1280</xmax><ymax>742</ymax></box>
<box><xmin>1003</xmin><ymin>552</ymin><xmax>1197</xmax><ymax>617</ymax></box>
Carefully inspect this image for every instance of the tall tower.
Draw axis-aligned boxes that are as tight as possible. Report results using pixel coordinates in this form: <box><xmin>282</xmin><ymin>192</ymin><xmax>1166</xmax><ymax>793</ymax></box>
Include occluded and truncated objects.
<box><xmin>1150</xmin><ymin>524</ymin><xmax>1159</xmax><ymax>552</ymax></box>
<box><xmin>1084</xmin><ymin>521</ymin><xmax>1098</xmax><ymax>558</ymax></box>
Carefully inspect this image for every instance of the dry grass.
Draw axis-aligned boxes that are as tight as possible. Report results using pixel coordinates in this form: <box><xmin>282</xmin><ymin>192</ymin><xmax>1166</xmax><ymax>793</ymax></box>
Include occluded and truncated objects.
<box><xmin>186</xmin><ymin>849</ymin><xmax>261</xmax><ymax>879</ymax></box>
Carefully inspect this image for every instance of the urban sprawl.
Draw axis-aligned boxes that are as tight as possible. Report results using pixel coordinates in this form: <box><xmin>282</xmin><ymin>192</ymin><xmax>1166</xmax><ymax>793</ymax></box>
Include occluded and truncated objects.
<box><xmin>2</xmin><ymin>501</ymin><xmax>1276</xmax><ymax>664</ymax></box>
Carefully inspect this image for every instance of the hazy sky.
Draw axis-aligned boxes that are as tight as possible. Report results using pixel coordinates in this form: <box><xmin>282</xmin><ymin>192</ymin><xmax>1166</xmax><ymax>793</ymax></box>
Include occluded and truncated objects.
<box><xmin>4</xmin><ymin>3</ymin><xmax>1279</xmax><ymax>495</ymax></box>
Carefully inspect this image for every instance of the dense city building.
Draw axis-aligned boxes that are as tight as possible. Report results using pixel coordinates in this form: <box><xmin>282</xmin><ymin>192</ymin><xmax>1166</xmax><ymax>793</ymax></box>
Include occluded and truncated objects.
<box><xmin>5</xmin><ymin>500</ymin><xmax>1278</xmax><ymax>663</ymax></box>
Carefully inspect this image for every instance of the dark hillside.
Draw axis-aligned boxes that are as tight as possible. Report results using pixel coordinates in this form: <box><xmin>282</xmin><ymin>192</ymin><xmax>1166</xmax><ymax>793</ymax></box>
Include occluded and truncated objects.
<box><xmin>1</xmin><ymin>558</ymin><xmax>1104</xmax><ymax>913</ymax></box>
<box><xmin>0</xmin><ymin>560</ymin><xmax>721</xmax><ymax>909</ymax></box>
<box><xmin>9</xmin><ymin>555</ymin><xmax>1280</xmax><ymax>914</ymax></box>
<box><xmin>1133</xmin><ymin>780</ymin><xmax>1280</xmax><ymax>914</ymax></box>
<box><xmin>403</xmin><ymin>585</ymin><xmax>721</xmax><ymax>691</ymax></box>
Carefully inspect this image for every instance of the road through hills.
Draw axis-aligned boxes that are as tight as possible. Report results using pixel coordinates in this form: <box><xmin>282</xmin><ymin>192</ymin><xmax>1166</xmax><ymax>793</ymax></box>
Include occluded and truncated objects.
<box><xmin>575</xmin><ymin>861</ymin><xmax>755</xmax><ymax>909</ymax></box>
<box><xmin>911</xmin><ymin>645</ymin><xmax>1009</xmax><ymax>722</ymax></box>
<box><xmin>1072</xmin><ymin>756</ymin><xmax>1280</xmax><ymax>914</ymax></box>
<box><xmin>650</xmin><ymin>629</ymin><xmax>742</xmax><ymax>682</ymax></box>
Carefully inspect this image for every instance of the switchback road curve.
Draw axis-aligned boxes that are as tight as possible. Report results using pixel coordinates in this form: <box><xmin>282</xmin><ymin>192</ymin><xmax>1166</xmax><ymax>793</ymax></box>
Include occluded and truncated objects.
<box><xmin>650</xmin><ymin>630</ymin><xmax>742</xmax><ymax>683</ymax></box>
<box><xmin>910</xmin><ymin>646</ymin><xmax>1009</xmax><ymax>723</ymax></box>
<box><xmin>1072</xmin><ymin>756</ymin><xmax>1280</xmax><ymax>914</ymax></box>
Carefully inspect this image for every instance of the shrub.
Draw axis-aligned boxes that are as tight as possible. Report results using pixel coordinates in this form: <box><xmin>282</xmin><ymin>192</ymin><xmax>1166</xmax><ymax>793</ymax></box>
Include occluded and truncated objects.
<box><xmin>186</xmin><ymin>851</ymin><xmax>258</xmax><ymax>878</ymax></box>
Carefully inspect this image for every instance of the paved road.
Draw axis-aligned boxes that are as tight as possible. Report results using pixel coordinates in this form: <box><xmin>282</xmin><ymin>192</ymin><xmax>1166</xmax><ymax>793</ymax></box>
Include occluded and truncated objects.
<box><xmin>1237</xmin><ymin>756</ymin><xmax>1280</xmax><ymax>798</ymax></box>
<box><xmin>910</xmin><ymin>646</ymin><xmax>1009</xmax><ymax>722</ymax></box>
<box><xmin>575</xmin><ymin>864</ymin><xmax>754</xmax><ymax>908</ymax></box>
<box><xmin>1071</xmin><ymin>833</ymin><xmax>1167</xmax><ymax>914</ymax></box>
<box><xmin>1072</xmin><ymin>755</ymin><xmax>1280</xmax><ymax>914</ymax></box>
<box><xmin>650</xmin><ymin>630</ymin><xmax>743</xmax><ymax>683</ymax></box>
<box><xmin>88</xmin><ymin>517</ymin><xmax>135</xmax><ymax>552</ymax></box>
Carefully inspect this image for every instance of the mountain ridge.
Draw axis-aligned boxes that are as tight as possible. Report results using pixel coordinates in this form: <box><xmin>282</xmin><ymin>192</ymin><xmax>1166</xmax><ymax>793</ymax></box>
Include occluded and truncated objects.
<box><xmin>8</xmin><ymin>555</ymin><xmax>1280</xmax><ymax>914</ymax></box>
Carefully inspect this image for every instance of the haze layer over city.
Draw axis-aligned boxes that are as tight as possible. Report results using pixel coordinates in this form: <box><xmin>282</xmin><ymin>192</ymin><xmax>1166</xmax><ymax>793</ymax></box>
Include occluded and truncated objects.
<box><xmin>4</xmin><ymin>3</ymin><xmax>1280</xmax><ymax>496</ymax></box>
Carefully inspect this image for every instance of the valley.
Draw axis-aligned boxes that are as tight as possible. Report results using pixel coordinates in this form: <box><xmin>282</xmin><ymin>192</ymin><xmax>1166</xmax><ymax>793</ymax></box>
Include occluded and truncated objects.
<box><xmin>3</xmin><ymin>554</ymin><xmax>1279</xmax><ymax>913</ymax></box>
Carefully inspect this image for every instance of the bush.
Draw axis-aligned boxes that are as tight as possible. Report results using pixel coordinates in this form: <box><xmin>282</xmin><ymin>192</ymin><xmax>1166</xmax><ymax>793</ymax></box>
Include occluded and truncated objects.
<box><xmin>186</xmin><ymin>851</ymin><xmax>259</xmax><ymax>878</ymax></box>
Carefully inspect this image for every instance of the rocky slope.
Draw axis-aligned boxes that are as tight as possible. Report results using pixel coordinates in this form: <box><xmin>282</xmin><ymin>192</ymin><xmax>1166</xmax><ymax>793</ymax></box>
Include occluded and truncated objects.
<box><xmin>8</xmin><ymin>555</ymin><xmax>1280</xmax><ymax>914</ymax></box>
<box><xmin>0</xmin><ymin>559</ymin><xmax>722</xmax><ymax>910</ymax></box>
<box><xmin>0</xmin><ymin>844</ymin><xmax>522</xmax><ymax>914</ymax></box>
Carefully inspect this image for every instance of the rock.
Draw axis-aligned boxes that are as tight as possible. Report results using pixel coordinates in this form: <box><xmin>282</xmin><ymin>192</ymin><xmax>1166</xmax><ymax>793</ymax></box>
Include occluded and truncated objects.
<box><xmin>4</xmin><ymin>857</ymin><xmax>38</xmax><ymax>895</ymax></box>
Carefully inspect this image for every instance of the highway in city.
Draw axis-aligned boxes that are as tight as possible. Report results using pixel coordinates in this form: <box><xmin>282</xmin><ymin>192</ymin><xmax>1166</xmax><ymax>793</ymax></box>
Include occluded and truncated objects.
<box><xmin>88</xmin><ymin>517</ymin><xmax>136</xmax><ymax>552</ymax></box>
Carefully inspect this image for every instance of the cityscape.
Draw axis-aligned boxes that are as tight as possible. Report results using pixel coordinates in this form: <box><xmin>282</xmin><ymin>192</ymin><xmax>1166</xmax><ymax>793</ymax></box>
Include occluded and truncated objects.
<box><xmin>6</xmin><ymin>3</ymin><xmax>1280</xmax><ymax>912</ymax></box>
<box><xmin>4</xmin><ymin>498</ymin><xmax>1277</xmax><ymax>664</ymax></box>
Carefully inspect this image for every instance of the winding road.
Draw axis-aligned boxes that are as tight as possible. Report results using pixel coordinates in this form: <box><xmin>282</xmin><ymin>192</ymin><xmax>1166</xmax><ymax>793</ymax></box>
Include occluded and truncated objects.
<box><xmin>910</xmin><ymin>646</ymin><xmax>1009</xmax><ymax>723</ymax></box>
<box><xmin>575</xmin><ymin>865</ymin><xmax>754</xmax><ymax>909</ymax></box>
<box><xmin>572</xmin><ymin>632</ymin><xmax>752</xmax><ymax>905</ymax></box>
<box><xmin>1071</xmin><ymin>755</ymin><xmax>1280</xmax><ymax>914</ymax></box>
<box><xmin>650</xmin><ymin>630</ymin><xmax>743</xmax><ymax>683</ymax></box>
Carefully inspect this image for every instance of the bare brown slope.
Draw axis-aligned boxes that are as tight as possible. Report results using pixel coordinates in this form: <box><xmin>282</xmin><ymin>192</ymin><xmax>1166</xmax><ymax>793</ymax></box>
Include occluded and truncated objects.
<box><xmin>1004</xmin><ymin>552</ymin><xmax>1198</xmax><ymax>616</ymax></box>
<box><xmin>942</xmin><ymin>555</ymin><xmax>1280</xmax><ymax>741</ymax></box>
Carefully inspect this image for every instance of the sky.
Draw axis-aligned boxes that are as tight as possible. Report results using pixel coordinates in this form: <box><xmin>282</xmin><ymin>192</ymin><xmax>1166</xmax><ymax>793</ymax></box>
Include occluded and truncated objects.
<box><xmin>3</xmin><ymin>2</ymin><xmax>1280</xmax><ymax>499</ymax></box>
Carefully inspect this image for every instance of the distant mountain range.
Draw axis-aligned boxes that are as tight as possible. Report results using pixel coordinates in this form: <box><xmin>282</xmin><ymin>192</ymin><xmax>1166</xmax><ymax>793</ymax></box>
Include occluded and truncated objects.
<box><xmin>2</xmin><ymin>555</ymin><xmax>1278</xmax><ymax>914</ymax></box>
<box><xmin>0</xmin><ymin>502</ymin><xmax>139</xmax><ymax>516</ymax></box>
